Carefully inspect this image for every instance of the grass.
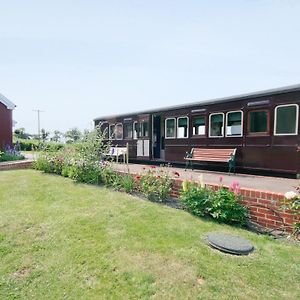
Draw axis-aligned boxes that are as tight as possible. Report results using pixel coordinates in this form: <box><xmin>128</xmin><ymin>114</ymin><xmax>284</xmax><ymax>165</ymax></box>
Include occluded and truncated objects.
<box><xmin>0</xmin><ymin>170</ymin><xmax>299</xmax><ymax>299</ymax></box>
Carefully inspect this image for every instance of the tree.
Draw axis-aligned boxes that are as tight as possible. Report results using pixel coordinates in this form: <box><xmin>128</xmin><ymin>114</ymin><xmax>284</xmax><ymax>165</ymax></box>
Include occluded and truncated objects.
<box><xmin>14</xmin><ymin>128</ymin><xmax>30</xmax><ymax>139</ymax></box>
<box><xmin>64</xmin><ymin>128</ymin><xmax>82</xmax><ymax>143</ymax></box>
<box><xmin>41</xmin><ymin>128</ymin><xmax>50</xmax><ymax>142</ymax></box>
<box><xmin>51</xmin><ymin>130</ymin><xmax>63</xmax><ymax>142</ymax></box>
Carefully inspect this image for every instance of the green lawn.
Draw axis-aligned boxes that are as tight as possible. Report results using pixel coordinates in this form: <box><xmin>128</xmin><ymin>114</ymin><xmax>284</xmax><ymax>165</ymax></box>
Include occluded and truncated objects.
<box><xmin>0</xmin><ymin>170</ymin><xmax>299</xmax><ymax>299</ymax></box>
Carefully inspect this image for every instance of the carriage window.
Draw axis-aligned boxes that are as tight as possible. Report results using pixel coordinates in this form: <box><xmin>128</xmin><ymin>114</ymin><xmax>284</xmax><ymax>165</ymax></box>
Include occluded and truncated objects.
<box><xmin>115</xmin><ymin>123</ymin><xmax>123</xmax><ymax>140</ymax></box>
<box><xmin>249</xmin><ymin>110</ymin><xmax>268</xmax><ymax>134</ymax></box>
<box><xmin>109</xmin><ymin>124</ymin><xmax>116</xmax><ymax>139</ymax></box>
<box><xmin>177</xmin><ymin>117</ymin><xmax>189</xmax><ymax>138</ymax></box>
<box><xmin>133</xmin><ymin>122</ymin><xmax>139</xmax><ymax>139</ymax></box>
<box><xmin>274</xmin><ymin>104</ymin><xmax>298</xmax><ymax>135</ymax></box>
<box><xmin>209</xmin><ymin>113</ymin><xmax>224</xmax><ymax>137</ymax></box>
<box><xmin>124</xmin><ymin>123</ymin><xmax>133</xmax><ymax>139</ymax></box>
<box><xmin>192</xmin><ymin>116</ymin><xmax>205</xmax><ymax>136</ymax></box>
<box><xmin>141</xmin><ymin>122</ymin><xmax>149</xmax><ymax>137</ymax></box>
<box><xmin>226</xmin><ymin>111</ymin><xmax>242</xmax><ymax>137</ymax></box>
<box><xmin>165</xmin><ymin>118</ymin><xmax>176</xmax><ymax>138</ymax></box>
<box><xmin>100</xmin><ymin>122</ymin><xmax>109</xmax><ymax>139</ymax></box>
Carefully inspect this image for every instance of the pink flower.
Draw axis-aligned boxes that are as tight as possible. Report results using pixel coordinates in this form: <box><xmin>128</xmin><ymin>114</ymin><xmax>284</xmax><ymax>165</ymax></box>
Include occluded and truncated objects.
<box><xmin>173</xmin><ymin>171</ymin><xmax>180</xmax><ymax>178</ymax></box>
<box><xmin>150</xmin><ymin>165</ymin><xmax>156</xmax><ymax>169</ymax></box>
<box><xmin>135</xmin><ymin>175</ymin><xmax>141</xmax><ymax>180</ymax></box>
<box><xmin>229</xmin><ymin>180</ymin><xmax>240</xmax><ymax>196</ymax></box>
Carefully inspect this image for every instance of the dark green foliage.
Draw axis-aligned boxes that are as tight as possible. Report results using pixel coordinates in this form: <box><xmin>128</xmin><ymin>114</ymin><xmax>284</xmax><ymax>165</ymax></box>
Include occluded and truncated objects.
<box><xmin>0</xmin><ymin>152</ymin><xmax>25</xmax><ymax>162</ymax></box>
<box><xmin>180</xmin><ymin>180</ymin><xmax>248</xmax><ymax>225</ymax></box>
<box><xmin>139</xmin><ymin>168</ymin><xmax>172</xmax><ymax>202</ymax></box>
<box><xmin>180</xmin><ymin>181</ymin><xmax>212</xmax><ymax>217</ymax></box>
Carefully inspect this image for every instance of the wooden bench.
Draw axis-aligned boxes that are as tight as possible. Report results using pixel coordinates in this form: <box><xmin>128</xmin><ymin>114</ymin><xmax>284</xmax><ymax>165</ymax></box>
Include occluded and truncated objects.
<box><xmin>184</xmin><ymin>148</ymin><xmax>237</xmax><ymax>173</ymax></box>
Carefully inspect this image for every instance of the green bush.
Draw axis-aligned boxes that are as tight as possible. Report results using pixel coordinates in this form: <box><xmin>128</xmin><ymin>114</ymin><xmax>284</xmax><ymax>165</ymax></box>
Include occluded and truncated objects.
<box><xmin>139</xmin><ymin>167</ymin><xmax>172</xmax><ymax>202</ymax></box>
<box><xmin>180</xmin><ymin>181</ymin><xmax>212</xmax><ymax>217</ymax></box>
<box><xmin>282</xmin><ymin>188</ymin><xmax>300</xmax><ymax>238</ymax></box>
<box><xmin>0</xmin><ymin>151</ymin><xmax>25</xmax><ymax>162</ymax></box>
<box><xmin>180</xmin><ymin>179</ymin><xmax>248</xmax><ymax>225</ymax></box>
<box><xmin>118</xmin><ymin>174</ymin><xmax>135</xmax><ymax>193</ymax></box>
<box><xmin>209</xmin><ymin>187</ymin><xmax>248</xmax><ymax>224</ymax></box>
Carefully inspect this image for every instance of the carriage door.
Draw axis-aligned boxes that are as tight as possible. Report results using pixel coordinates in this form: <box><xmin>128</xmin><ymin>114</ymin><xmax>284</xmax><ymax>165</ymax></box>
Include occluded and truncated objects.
<box><xmin>135</xmin><ymin>115</ymin><xmax>150</xmax><ymax>159</ymax></box>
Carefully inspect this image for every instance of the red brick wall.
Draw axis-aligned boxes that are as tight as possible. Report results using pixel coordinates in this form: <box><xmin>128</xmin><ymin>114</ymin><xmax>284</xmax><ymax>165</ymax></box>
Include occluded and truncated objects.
<box><xmin>171</xmin><ymin>178</ymin><xmax>298</xmax><ymax>231</ymax></box>
<box><xmin>0</xmin><ymin>160</ymin><xmax>33</xmax><ymax>171</ymax></box>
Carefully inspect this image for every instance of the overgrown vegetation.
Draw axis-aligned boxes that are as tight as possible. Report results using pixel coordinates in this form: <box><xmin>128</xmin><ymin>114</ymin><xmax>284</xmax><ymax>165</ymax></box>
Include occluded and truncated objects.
<box><xmin>34</xmin><ymin>126</ymin><xmax>173</xmax><ymax>201</ymax></box>
<box><xmin>180</xmin><ymin>177</ymin><xmax>248</xmax><ymax>225</ymax></box>
<box><xmin>0</xmin><ymin>147</ymin><xmax>25</xmax><ymax>162</ymax></box>
<box><xmin>138</xmin><ymin>166</ymin><xmax>173</xmax><ymax>201</ymax></box>
<box><xmin>282</xmin><ymin>187</ymin><xmax>300</xmax><ymax>238</ymax></box>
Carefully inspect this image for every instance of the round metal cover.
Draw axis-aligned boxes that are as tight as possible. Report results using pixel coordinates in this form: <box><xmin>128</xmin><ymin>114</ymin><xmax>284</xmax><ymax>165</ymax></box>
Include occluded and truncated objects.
<box><xmin>207</xmin><ymin>232</ymin><xmax>254</xmax><ymax>255</ymax></box>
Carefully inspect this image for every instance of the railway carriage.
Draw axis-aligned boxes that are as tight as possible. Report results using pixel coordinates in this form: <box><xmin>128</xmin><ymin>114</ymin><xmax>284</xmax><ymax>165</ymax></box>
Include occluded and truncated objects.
<box><xmin>94</xmin><ymin>84</ymin><xmax>300</xmax><ymax>177</ymax></box>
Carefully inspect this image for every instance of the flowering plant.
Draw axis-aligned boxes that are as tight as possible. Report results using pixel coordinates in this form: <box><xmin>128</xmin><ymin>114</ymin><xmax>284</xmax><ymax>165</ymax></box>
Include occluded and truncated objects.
<box><xmin>180</xmin><ymin>176</ymin><xmax>248</xmax><ymax>225</ymax></box>
<box><xmin>138</xmin><ymin>167</ymin><xmax>172</xmax><ymax>202</ymax></box>
<box><xmin>282</xmin><ymin>187</ymin><xmax>300</xmax><ymax>238</ymax></box>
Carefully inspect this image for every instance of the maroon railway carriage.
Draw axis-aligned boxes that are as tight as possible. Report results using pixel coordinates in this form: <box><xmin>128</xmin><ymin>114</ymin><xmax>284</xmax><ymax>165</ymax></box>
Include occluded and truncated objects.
<box><xmin>94</xmin><ymin>84</ymin><xmax>300</xmax><ymax>177</ymax></box>
<box><xmin>0</xmin><ymin>93</ymin><xmax>16</xmax><ymax>150</ymax></box>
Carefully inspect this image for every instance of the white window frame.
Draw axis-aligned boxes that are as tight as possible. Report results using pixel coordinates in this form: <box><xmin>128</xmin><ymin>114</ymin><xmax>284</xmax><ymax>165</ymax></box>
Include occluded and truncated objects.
<box><xmin>133</xmin><ymin>121</ymin><xmax>138</xmax><ymax>140</ymax></box>
<box><xmin>165</xmin><ymin>117</ymin><xmax>176</xmax><ymax>139</ymax></box>
<box><xmin>225</xmin><ymin>110</ymin><xmax>243</xmax><ymax>137</ymax></box>
<box><xmin>209</xmin><ymin>112</ymin><xmax>225</xmax><ymax>138</ymax></box>
<box><xmin>192</xmin><ymin>115</ymin><xmax>206</xmax><ymax>136</ymax></box>
<box><xmin>99</xmin><ymin>121</ymin><xmax>109</xmax><ymax>139</ymax></box>
<box><xmin>274</xmin><ymin>104</ymin><xmax>299</xmax><ymax>136</ymax></box>
<box><xmin>124</xmin><ymin>123</ymin><xmax>133</xmax><ymax>140</ymax></box>
<box><xmin>109</xmin><ymin>124</ymin><xmax>116</xmax><ymax>140</ymax></box>
<box><xmin>177</xmin><ymin>116</ymin><xmax>189</xmax><ymax>139</ymax></box>
<box><xmin>115</xmin><ymin>123</ymin><xmax>123</xmax><ymax>140</ymax></box>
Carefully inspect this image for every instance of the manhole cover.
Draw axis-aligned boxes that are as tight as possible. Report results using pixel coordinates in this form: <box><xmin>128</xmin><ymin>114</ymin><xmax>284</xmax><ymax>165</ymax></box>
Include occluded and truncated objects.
<box><xmin>207</xmin><ymin>232</ymin><xmax>254</xmax><ymax>255</ymax></box>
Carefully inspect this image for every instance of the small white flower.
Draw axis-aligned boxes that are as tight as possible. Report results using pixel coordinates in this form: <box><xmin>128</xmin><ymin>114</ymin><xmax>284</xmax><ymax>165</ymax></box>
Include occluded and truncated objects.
<box><xmin>284</xmin><ymin>191</ymin><xmax>298</xmax><ymax>200</ymax></box>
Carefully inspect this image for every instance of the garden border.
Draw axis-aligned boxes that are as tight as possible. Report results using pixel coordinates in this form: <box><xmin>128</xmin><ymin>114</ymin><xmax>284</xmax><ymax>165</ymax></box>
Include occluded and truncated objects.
<box><xmin>117</xmin><ymin>170</ymin><xmax>299</xmax><ymax>232</ymax></box>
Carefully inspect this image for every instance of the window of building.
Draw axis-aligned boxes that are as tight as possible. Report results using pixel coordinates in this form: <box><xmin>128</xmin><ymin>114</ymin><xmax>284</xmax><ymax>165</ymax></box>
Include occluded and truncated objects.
<box><xmin>274</xmin><ymin>104</ymin><xmax>298</xmax><ymax>135</ymax></box>
<box><xmin>209</xmin><ymin>113</ymin><xmax>224</xmax><ymax>137</ymax></box>
<box><xmin>100</xmin><ymin>122</ymin><xmax>109</xmax><ymax>139</ymax></box>
<box><xmin>226</xmin><ymin>111</ymin><xmax>243</xmax><ymax>137</ymax></box>
<box><xmin>109</xmin><ymin>124</ymin><xmax>116</xmax><ymax>139</ymax></box>
<box><xmin>177</xmin><ymin>117</ymin><xmax>189</xmax><ymax>138</ymax></box>
<box><xmin>248</xmin><ymin>110</ymin><xmax>269</xmax><ymax>135</ymax></box>
<box><xmin>165</xmin><ymin>118</ymin><xmax>176</xmax><ymax>138</ymax></box>
<box><xmin>140</xmin><ymin>121</ymin><xmax>149</xmax><ymax>137</ymax></box>
<box><xmin>124</xmin><ymin>123</ymin><xmax>133</xmax><ymax>139</ymax></box>
<box><xmin>133</xmin><ymin>122</ymin><xmax>138</xmax><ymax>139</ymax></box>
<box><xmin>192</xmin><ymin>116</ymin><xmax>205</xmax><ymax>136</ymax></box>
<box><xmin>115</xmin><ymin>123</ymin><xmax>123</xmax><ymax>140</ymax></box>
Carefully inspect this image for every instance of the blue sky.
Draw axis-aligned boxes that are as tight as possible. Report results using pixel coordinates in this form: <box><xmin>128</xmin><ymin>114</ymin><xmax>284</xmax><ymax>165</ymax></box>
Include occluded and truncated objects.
<box><xmin>1</xmin><ymin>0</ymin><xmax>300</xmax><ymax>135</ymax></box>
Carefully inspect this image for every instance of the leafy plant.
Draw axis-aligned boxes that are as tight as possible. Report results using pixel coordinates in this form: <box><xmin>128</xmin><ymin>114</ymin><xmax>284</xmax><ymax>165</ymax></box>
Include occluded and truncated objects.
<box><xmin>282</xmin><ymin>188</ymin><xmax>300</xmax><ymax>238</ymax></box>
<box><xmin>209</xmin><ymin>187</ymin><xmax>248</xmax><ymax>224</ymax></box>
<box><xmin>0</xmin><ymin>146</ymin><xmax>25</xmax><ymax>162</ymax></box>
<box><xmin>180</xmin><ymin>178</ymin><xmax>248</xmax><ymax>225</ymax></box>
<box><xmin>180</xmin><ymin>180</ymin><xmax>212</xmax><ymax>217</ymax></box>
<box><xmin>138</xmin><ymin>167</ymin><xmax>172</xmax><ymax>202</ymax></box>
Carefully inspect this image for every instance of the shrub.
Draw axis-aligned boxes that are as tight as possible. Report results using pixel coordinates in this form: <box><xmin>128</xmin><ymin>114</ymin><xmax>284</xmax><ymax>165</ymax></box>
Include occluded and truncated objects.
<box><xmin>139</xmin><ymin>167</ymin><xmax>172</xmax><ymax>202</ymax></box>
<box><xmin>282</xmin><ymin>188</ymin><xmax>300</xmax><ymax>238</ymax></box>
<box><xmin>34</xmin><ymin>152</ymin><xmax>64</xmax><ymax>174</ymax></box>
<box><xmin>180</xmin><ymin>178</ymin><xmax>248</xmax><ymax>225</ymax></box>
<box><xmin>209</xmin><ymin>187</ymin><xmax>248</xmax><ymax>224</ymax></box>
<box><xmin>119</xmin><ymin>174</ymin><xmax>135</xmax><ymax>193</ymax></box>
<box><xmin>180</xmin><ymin>180</ymin><xmax>212</xmax><ymax>217</ymax></box>
<box><xmin>0</xmin><ymin>147</ymin><xmax>25</xmax><ymax>162</ymax></box>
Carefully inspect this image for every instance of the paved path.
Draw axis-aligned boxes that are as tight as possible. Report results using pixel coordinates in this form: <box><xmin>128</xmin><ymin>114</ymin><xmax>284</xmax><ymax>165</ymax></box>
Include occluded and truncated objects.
<box><xmin>113</xmin><ymin>163</ymin><xmax>299</xmax><ymax>194</ymax></box>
